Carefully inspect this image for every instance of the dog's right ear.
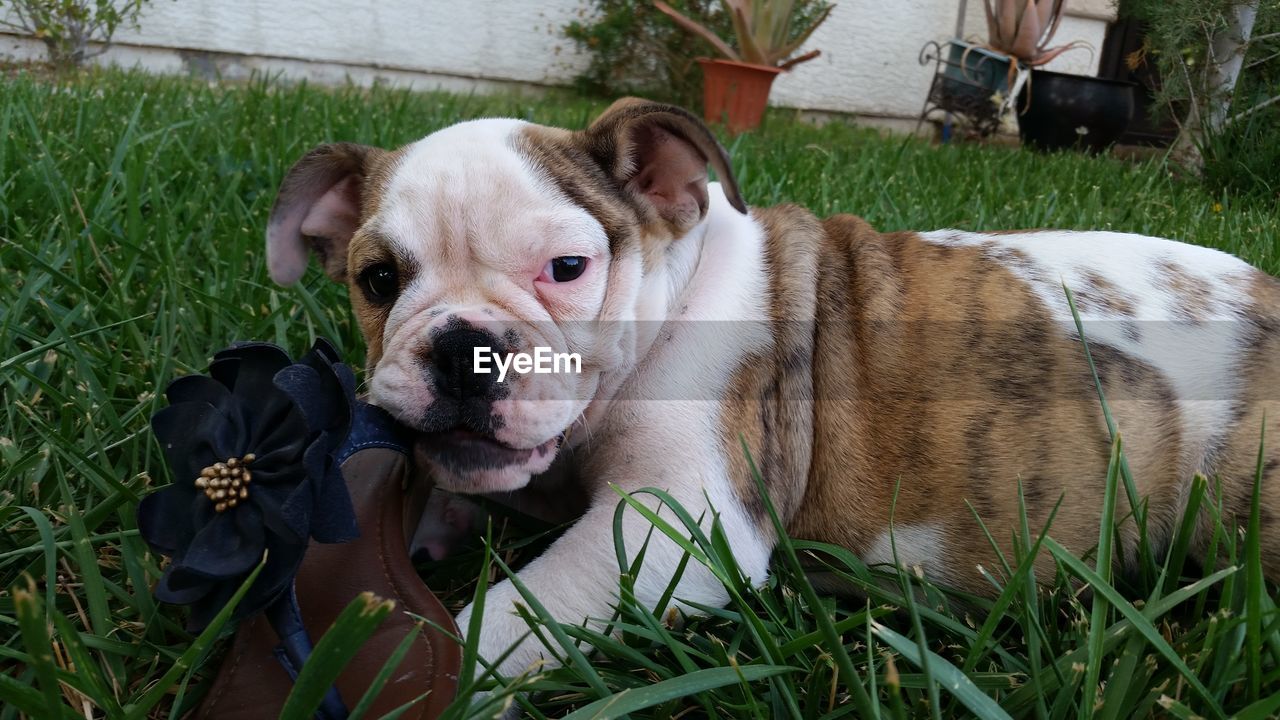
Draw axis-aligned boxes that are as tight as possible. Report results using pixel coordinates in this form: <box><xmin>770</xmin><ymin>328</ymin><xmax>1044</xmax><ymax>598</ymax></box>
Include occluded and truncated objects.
<box><xmin>266</xmin><ymin>143</ymin><xmax>384</xmax><ymax>286</ymax></box>
<box><xmin>582</xmin><ymin>97</ymin><xmax>745</xmax><ymax>236</ymax></box>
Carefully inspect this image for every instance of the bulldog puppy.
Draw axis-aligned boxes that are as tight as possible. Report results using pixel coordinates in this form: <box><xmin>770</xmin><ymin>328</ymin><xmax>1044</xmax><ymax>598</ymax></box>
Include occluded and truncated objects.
<box><xmin>266</xmin><ymin>98</ymin><xmax>1280</xmax><ymax>678</ymax></box>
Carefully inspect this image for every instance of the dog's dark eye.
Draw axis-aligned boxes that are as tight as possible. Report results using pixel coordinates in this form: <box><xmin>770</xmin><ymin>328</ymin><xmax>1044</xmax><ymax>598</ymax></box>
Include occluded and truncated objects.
<box><xmin>543</xmin><ymin>256</ymin><xmax>588</xmax><ymax>283</ymax></box>
<box><xmin>361</xmin><ymin>263</ymin><xmax>399</xmax><ymax>301</ymax></box>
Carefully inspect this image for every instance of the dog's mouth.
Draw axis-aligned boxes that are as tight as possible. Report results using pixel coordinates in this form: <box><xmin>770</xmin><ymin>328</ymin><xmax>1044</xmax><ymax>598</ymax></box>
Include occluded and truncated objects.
<box><xmin>415</xmin><ymin>428</ymin><xmax>562</xmax><ymax>473</ymax></box>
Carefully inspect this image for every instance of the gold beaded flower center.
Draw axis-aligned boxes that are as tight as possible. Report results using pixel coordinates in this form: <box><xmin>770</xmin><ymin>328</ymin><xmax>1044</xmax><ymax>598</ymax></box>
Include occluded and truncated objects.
<box><xmin>194</xmin><ymin>453</ymin><xmax>256</xmax><ymax>512</ymax></box>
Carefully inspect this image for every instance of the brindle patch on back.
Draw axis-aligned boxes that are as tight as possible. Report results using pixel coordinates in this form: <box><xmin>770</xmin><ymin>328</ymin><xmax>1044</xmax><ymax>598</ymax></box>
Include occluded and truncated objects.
<box><xmin>1075</xmin><ymin>270</ymin><xmax>1140</xmax><ymax>316</ymax></box>
<box><xmin>777</xmin><ymin>221</ymin><xmax>1191</xmax><ymax>592</ymax></box>
<box><xmin>1153</xmin><ymin>259</ymin><xmax>1218</xmax><ymax>322</ymax></box>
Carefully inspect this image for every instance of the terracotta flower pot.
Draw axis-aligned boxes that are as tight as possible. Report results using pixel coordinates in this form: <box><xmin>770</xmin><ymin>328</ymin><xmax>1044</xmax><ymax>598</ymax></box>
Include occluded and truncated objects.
<box><xmin>698</xmin><ymin>58</ymin><xmax>782</xmax><ymax>134</ymax></box>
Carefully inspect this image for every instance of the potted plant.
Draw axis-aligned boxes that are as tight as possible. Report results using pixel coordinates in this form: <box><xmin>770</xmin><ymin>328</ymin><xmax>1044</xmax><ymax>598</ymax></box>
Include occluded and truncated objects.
<box><xmin>983</xmin><ymin>0</ymin><xmax>1136</xmax><ymax>152</ymax></box>
<box><xmin>654</xmin><ymin>0</ymin><xmax>834</xmax><ymax>133</ymax></box>
<box><xmin>983</xmin><ymin>0</ymin><xmax>1081</xmax><ymax>69</ymax></box>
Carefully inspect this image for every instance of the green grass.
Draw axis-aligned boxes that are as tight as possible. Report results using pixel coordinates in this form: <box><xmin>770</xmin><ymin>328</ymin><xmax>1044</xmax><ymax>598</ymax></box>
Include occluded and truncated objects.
<box><xmin>1</xmin><ymin>67</ymin><xmax>1279</xmax><ymax>719</ymax></box>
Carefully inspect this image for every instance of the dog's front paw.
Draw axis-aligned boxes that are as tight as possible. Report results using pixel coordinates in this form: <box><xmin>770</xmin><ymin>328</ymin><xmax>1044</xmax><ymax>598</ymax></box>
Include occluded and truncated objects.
<box><xmin>454</xmin><ymin>591</ymin><xmax>550</xmax><ymax>719</ymax></box>
<box><xmin>457</xmin><ymin>581</ymin><xmax>560</xmax><ymax>681</ymax></box>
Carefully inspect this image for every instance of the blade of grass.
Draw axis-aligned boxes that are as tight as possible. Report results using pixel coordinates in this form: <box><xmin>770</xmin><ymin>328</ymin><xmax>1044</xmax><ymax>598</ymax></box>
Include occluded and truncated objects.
<box><xmin>15</xmin><ymin>506</ymin><xmax>59</xmax><ymax>617</ymax></box>
<box><xmin>1063</xmin><ymin>283</ymin><xmax>1155</xmax><ymax>582</ymax></box>
<box><xmin>346</xmin><ymin>622</ymin><xmax>426</xmax><ymax>720</ymax></box>
<box><xmin>1243</xmin><ymin>417</ymin><xmax>1266</xmax><ymax>703</ymax></box>
<box><xmin>1234</xmin><ymin>689</ymin><xmax>1280</xmax><ymax>720</ymax></box>
<box><xmin>1083</xmin><ymin>434</ymin><xmax>1124</xmax><ymax>719</ymax></box>
<box><xmin>871</xmin><ymin>621</ymin><xmax>1012</xmax><ymax>720</ymax></box>
<box><xmin>1163</xmin><ymin>474</ymin><xmax>1208</xmax><ymax>591</ymax></box>
<box><xmin>455</xmin><ymin>524</ymin><xmax>493</xmax><ymax>697</ymax></box>
<box><xmin>1043</xmin><ymin>537</ymin><xmax>1226</xmax><ymax>720</ymax></box>
<box><xmin>886</xmin><ymin>477</ymin><xmax>941</xmax><ymax>719</ymax></box>
<box><xmin>740</xmin><ymin>437</ymin><xmax>880</xmax><ymax>718</ymax></box>
<box><xmin>559</xmin><ymin>664</ymin><xmax>797</xmax><ymax>720</ymax></box>
<box><xmin>1001</xmin><ymin>564</ymin><xmax>1237</xmax><ymax>710</ymax></box>
<box><xmin>55</xmin><ymin>472</ymin><xmax>112</xmax><ymax>641</ymax></box>
<box><xmin>50</xmin><ymin>610</ymin><xmax>122</xmax><ymax>717</ymax></box>
<box><xmin>372</xmin><ymin>690</ymin><xmax>434</xmax><ymax>720</ymax></box>
<box><xmin>487</xmin><ymin>551</ymin><xmax>612</xmax><ymax>696</ymax></box>
<box><xmin>124</xmin><ymin>553</ymin><xmax>267</xmax><ymax>719</ymax></box>
<box><xmin>279</xmin><ymin>591</ymin><xmax>396</xmax><ymax>720</ymax></box>
<box><xmin>12</xmin><ymin>574</ymin><xmax>64</xmax><ymax>719</ymax></box>
<box><xmin>0</xmin><ymin>671</ymin><xmax>49</xmax><ymax>718</ymax></box>
<box><xmin>610</xmin><ymin>484</ymin><xmax>799</xmax><ymax>692</ymax></box>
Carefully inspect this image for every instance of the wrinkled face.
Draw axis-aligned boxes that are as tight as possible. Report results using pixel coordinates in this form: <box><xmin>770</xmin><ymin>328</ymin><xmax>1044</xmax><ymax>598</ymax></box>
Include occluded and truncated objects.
<box><xmin>353</xmin><ymin>120</ymin><xmax>626</xmax><ymax>493</ymax></box>
<box><xmin>266</xmin><ymin>99</ymin><xmax>745</xmax><ymax>494</ymax></box>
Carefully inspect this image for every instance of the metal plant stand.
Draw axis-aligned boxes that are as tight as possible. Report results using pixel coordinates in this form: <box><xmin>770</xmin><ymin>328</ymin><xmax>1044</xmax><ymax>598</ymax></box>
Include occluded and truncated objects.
<box><xmin>916</xmin><ymin>40</ymin><xmax>1013</xmax><ymax>140</ymax></box>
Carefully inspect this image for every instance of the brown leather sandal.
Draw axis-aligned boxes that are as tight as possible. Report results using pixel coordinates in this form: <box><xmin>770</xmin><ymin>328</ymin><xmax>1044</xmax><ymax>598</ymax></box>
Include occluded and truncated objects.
<box><xmin>196</xmin><ymin>408</ymin><xmax>461</xmax><ymax>719</ymax></box>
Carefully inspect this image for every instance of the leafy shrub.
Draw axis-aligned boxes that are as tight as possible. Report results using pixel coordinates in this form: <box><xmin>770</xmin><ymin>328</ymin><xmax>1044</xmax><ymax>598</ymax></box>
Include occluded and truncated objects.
<box><xmin>564</xmin><ymin>0</ymin><xmax>733</xmax><ymax>106</ymax></box>
<box><xmin>1198</xmin><ymin>100</ymin><xmax>1280</xmax><ymax>203</ymax></box>
<box><xmin>1121</xmin><ymin>0</ymin><xmax>1280</xmax><ymax>203</ymax></box>
<box><xmin>563</xmin><ymin>0</ymin><xmax>831</xmax><ymax>107</ymax></box>
<box><xmin>1199</xmin><ymin>4</ymin><xmax>1280</xmax><ymax>203</ymax></box>
<box><xmin>0</xmin><ymin>0</ymin><xmax>151</xmax><ymax>69</ymax></box>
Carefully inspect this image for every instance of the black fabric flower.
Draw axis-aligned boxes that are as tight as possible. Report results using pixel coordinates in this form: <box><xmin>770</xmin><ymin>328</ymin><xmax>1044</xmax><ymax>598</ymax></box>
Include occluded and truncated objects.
<box><xmin>138</xmin><ymin>339</ymin><xmax>359</xmax><ymax>631</ymax></box>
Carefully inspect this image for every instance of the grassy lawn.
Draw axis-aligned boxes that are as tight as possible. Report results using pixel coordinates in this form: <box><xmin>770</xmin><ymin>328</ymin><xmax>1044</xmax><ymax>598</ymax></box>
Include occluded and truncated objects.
<box><xmin>2</xmin><ymin>68</ymin><xmax>1279</xmax><ymax>719</ymax></box>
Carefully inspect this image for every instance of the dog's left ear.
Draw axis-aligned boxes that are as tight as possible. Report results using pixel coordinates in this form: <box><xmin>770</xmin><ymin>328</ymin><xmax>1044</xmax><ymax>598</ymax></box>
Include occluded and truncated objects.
<box><xmin>582</xmin><ymin>97</ymin><xmax>746</xmax><ymax>234</ymax></box>
<box><xmin>266</xmin><ymin>142</ymin><xmax>386</xmax><ymax>286</ymax></box>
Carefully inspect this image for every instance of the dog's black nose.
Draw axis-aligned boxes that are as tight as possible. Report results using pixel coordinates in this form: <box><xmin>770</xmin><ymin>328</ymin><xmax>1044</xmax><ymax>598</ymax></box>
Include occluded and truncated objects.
<box><xmin>429</xmin><ymin>326</ymin><xmax>502</xmax><ymax>401</ymax></box>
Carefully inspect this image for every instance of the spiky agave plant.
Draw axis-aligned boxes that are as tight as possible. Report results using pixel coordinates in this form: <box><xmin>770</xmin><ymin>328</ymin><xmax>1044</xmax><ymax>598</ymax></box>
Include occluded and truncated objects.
<box><xmin>653</xmin><ymin>0</ymin><xmax>834</xmax><ymax>70</ymax></box>
<box><xmin>983</xmin><ymin>0</ymin><xmax>1085</xmax><ymax>66</ymax></box>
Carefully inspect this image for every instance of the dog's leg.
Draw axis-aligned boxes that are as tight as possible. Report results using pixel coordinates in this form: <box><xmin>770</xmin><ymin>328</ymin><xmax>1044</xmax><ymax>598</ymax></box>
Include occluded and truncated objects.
<box><xmin>456</xmin><ymin>463</ymin><xmax>772</xmax><ymax>679</ymax></box>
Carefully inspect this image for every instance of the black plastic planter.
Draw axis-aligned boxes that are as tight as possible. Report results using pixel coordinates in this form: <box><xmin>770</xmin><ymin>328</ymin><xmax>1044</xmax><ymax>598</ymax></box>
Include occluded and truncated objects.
<box><xmin>1017</xmin><ymin>69</ymin><xmax>1137</xmax><ymax>153</ymax></box>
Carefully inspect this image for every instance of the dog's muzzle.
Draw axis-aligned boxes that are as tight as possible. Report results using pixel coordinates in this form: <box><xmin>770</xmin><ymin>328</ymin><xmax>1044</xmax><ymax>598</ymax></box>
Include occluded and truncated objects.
<box><xmin>427</xmin><ymin>325</ymin><xmax>503</xmax><ymax>405</ymax></box>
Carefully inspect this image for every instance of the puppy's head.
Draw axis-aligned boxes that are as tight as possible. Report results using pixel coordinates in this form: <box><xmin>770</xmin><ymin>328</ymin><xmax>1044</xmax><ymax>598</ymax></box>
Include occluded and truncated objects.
<box><xmin>265</xmin><ymin>99</ymin><xmax>745</xmax><ymax>494</ymax></box>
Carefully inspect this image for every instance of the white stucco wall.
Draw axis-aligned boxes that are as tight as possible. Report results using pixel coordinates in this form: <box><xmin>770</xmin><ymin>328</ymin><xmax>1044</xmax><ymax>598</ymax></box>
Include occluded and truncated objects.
<box><xmin>116</xmin><ymin>0</ymin><xmax>591</xmax><ymax>85</ymax></box>
<box><xmin>772</xmin><ymin>1</ymin><xmax>1109</xmax><ymax>118</ymax></box>
<box><xmin>2</xmin><ymin>1</ymin><xmax>1114</xmax><ymax>122</ymax></box>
